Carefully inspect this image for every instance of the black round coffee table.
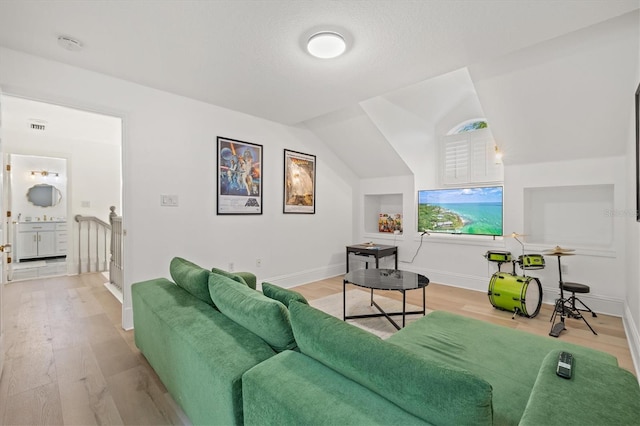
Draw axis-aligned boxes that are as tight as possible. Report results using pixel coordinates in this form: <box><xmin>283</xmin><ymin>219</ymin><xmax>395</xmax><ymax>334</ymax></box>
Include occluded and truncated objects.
<box><xmin>343</xmin><ymin>269</ymin><xmax>429</xmax><ymax>330</ymax></box>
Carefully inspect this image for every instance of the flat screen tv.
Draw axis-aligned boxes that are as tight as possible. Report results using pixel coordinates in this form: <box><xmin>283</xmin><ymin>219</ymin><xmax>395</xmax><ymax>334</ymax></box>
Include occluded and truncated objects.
<box><xmin>417</xmin><ymin>186</ymin><xmax>503</xmax><ymax>236</ymax></box>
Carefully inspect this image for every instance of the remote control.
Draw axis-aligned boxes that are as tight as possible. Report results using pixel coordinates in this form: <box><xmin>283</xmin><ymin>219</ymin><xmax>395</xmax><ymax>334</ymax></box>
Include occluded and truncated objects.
<box><xmin>556</xmin><ymin>351</ymin><xmax>573</xmax><ymax>379</ymax></box>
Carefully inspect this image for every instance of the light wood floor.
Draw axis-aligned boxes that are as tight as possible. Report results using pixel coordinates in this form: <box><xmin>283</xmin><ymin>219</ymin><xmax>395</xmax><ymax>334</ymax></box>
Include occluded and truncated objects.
<box><xmin>1</xmin><ymin>273</ymin><xmax>635</xmax><ymax>425</ymax></box>
<box><xmin>295</xmin><ymin>275</ymin><xmax>637</xmax><ymax>375</ymax></box>
<box><xmin>0</xmin><ymin>273</ymin><xmax>185</xmax><ymax>426</ymax></box>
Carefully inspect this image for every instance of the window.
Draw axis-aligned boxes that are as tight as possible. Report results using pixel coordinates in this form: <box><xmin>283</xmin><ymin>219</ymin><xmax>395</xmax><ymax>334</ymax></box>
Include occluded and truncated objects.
<box><xmin>448</xmin><ymin>119</ymin><xmax>488</xmax><ymax>135</ymax></box>
<box><xmin>440</xmin><ymin>120</ymin><xmax>503</xmax><ymax>185</ymax></box>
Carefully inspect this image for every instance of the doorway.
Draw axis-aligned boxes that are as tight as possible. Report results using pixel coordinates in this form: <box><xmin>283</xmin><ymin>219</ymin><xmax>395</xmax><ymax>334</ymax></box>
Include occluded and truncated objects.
<box><xmin>10</xmin><ymin>154</ymin><xmax>68</xmax><ymax>281</ymax></box>
<box><xmin>0</xmin><ymin>95</ymin><xmax>122</xmax><ymax>284</ymax></box>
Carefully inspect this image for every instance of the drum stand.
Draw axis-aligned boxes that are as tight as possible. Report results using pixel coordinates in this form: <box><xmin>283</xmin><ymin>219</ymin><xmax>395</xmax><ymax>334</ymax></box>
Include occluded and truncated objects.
<box><xmin>548</xmin><ymin>254</ymin><xmax>597</xmax><ymax>337</ymax></box>
<box><xmin>549</xmin><ymin>255</ymin><xmax>568</xmax><ymax>337</ymax></box>
<box><xmin>511</xmin><ymin>234</ymin><xmax>526</xmax><ymax>320</ymax></box>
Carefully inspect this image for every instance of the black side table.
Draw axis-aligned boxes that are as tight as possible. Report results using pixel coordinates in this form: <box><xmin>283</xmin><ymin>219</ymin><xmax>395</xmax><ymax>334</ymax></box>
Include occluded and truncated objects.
<box><xmin>345</xmin><ymin>244</ymin><xmax>398</xmax><ymax>272</ymax></box>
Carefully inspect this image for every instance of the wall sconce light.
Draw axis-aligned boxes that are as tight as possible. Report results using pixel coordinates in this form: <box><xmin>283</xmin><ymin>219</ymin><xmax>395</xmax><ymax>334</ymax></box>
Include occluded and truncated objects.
<box><xmin>30</xmin><ymin>170</ymin><xmax>59</xmax><ymax>178</ymax></box>
<box><xmin>494</xmin><ymin>146</ymin><xmax>503</xmax><ymax>164</ymax></box>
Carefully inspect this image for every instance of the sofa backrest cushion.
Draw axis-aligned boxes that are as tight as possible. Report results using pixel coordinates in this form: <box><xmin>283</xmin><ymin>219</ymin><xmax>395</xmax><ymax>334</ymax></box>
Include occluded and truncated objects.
<box><xmin>289</xmin><ymin>301</ymin><xmax>493</xmax><ymax>425</ymax></box>
<box><xmin>211</xmin><ymin>267</ymin><xmax>249</xmax><ymax>287</ymax></box>
<box><xmin>170</xmin><ymin>257</ymin><xmax>214</xmax><ymax>307</ymax></box>
<box><xmin>261</xmin><ymin>282</ymin><xmax>308</xmax><ymax>308</ymax></box>
<box><xmin>209</xmin><ymin>276</ymin><xmax>297</xmax><ymax>352</ymax></box>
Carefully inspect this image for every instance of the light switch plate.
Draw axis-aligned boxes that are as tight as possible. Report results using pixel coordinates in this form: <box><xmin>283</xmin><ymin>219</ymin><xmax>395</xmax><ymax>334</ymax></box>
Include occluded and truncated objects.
<box><xmin>161</xmin><ymin>194</ymin><xmax>179</xmax><ymax>207</ymax></box>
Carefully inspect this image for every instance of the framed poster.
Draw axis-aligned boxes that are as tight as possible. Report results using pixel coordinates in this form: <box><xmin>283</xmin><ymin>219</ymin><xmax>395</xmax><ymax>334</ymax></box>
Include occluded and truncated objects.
<box><xmin>217</xmin><ymin>136</ymin><xmax>263</xmax><ymax>215</ymax></box>
<box><xmin>283</xmin><ymin>149</ymin><xmax>316</xmax><ymax>214</ymax></box>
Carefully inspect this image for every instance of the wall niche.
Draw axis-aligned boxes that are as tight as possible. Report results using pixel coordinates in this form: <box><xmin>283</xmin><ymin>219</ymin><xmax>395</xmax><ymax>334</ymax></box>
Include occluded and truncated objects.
<box><xmin>363</xmin><ymin>193</ymin><xmax>403</xmax><ymax>235</ymax></box>
<box><xmin>523</xmin><ymin>184</ymin><xmax>614</xmax><ymax>248</ymax></box>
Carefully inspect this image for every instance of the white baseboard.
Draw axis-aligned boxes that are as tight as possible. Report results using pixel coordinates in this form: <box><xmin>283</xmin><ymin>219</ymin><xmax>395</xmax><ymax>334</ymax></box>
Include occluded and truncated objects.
<box><xmin>104</xmin><ymin>281</ymin><xmax>123</xmax><ymax>304</ymax></box>
<box><xmin>123</xmin><ymin>306</ymin><xmax>133</xmax><ymax>331</ymax></box>
<box><xmin>260</xmin><ymin>263</ymin><xmax>345</xmax><ymax>289</ymax></box>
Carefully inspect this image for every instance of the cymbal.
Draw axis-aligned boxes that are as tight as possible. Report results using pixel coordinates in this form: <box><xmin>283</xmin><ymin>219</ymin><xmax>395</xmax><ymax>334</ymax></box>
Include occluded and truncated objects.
<box><xmin>543</xmin><ymin>245</ymin><xmax>576</xmax><ymax>255</ymax></box>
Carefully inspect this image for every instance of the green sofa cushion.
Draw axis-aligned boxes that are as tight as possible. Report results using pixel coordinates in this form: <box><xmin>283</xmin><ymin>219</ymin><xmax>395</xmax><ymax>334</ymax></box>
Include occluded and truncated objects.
<box><xmin>211</xmin><ymin>267</ymin><xmax>251</xmax><ymax>288</ymax></box>
<box><xmin>519</xmin><ymin>350</ymin><xmax>640</xmax><ymax>426</ymax></box>
<box><xmin>209</xmin><ymin>276</ymin><xmax>297</xmax><ymax>352</ymax></box>
<box><xmin>388</xmin><ymin>310</ymin><xmax>618</xmax><ymax>425</ymax></box>
<box><xmin>242</xmin><ymin>350</ymin><xmax>428</xmax><ymax>426</ymax></box>
<box><xmin>288</xmin><ymin>301</ymin><xmax>493</xmax><ymax>425</ymax></box>
<box><xmin>169</xmin><ymin>257</ymin><xmax>214</xmax><ymax>307</ymax></box>
<box><xmin>261</xmin><ymin>282</ymin><xmax>308</xmax><ymax>307</ymax></box>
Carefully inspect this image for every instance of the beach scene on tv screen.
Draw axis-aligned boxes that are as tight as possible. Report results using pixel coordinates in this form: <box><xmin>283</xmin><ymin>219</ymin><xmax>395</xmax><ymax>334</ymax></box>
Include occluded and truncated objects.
<box><xmin>418</xmin><ymin>187</ymin><xmax>503</xmax><ymax>236</ymax></box>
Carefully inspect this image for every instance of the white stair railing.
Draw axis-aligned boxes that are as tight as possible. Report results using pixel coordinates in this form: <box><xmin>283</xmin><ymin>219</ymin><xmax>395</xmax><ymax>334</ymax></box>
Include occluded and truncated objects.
<box><xmin>75</xmin><ymin>212</ymin><xmax>111</xmax><ymax>274</ymax></box>
<box><xmin>109</xmin><ymin>206</ymin><xmax>124</xmax><ymax>292</ymax></box>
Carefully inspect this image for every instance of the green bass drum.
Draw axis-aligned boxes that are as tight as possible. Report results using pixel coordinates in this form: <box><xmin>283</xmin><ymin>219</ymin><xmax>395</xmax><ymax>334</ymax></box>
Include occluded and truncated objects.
<box><xmin>487</xmin><ymin>272</ymin><xmax>542</xmax><ymax>318</ymax></box>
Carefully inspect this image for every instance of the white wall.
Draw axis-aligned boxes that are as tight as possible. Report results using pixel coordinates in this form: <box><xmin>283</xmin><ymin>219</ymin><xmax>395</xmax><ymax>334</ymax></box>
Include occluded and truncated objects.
<box><xmin>0</xmin><ymin>47</ymin><xmax>357</xmax><ymax>329</ymax></box>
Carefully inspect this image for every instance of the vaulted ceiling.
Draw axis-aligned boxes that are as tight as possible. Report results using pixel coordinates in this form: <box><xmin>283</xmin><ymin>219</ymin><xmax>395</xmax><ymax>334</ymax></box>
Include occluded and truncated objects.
<box><xmin>0</xmin><ymin>1</ymin><xmax>638</xmax><ymax>177</ymax></box>
<box><xmin>0</xmin><ymin>1</ymin><xmax>635</xmax><ymax>125</ymax></box>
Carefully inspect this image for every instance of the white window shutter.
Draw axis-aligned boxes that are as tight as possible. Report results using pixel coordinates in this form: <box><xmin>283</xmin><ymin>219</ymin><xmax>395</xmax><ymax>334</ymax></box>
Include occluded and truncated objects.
<box><xmin>442</xmin><ymin>136</ymin><xmax>469</xmax><ymax>185</ymax></box>
<box><xmin>440</xmin><ymin>128</ymin><xmax>503</xmax><ymax>186</ymax></box>
<box><xmin>471</xmin><ymin>135</ymin><xmax>503</xmax><ymax>182</ymax></box>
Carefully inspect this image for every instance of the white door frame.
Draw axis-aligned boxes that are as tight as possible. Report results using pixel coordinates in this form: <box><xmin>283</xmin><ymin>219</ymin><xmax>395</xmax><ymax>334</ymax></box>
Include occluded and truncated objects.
<box><xmin>0</xmin><ymin>90</ymin><xmax>126</xmax><ymax>331</ymax></box>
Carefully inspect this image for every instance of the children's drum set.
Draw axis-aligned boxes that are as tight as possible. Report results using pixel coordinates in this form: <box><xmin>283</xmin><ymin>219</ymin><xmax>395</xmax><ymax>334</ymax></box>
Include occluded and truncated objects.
<box><xmin>485</xmin><ymin>250</ymin><xmax>543</xmax><ymax>319</ymax></box>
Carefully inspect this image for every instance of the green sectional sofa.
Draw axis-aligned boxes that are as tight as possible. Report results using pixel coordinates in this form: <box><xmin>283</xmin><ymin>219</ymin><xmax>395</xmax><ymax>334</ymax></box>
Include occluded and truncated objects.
<box><xmin>132</xmin><ymin>257</ymin><xmax>640</xmax><ymax>425</ymax></box>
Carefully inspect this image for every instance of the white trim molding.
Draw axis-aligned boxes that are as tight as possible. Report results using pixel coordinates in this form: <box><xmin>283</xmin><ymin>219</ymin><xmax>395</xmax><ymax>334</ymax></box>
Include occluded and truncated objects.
<box><xmin>623</xmin><ymin>304</ymin><xmax>640</xmax><ymax>382</ymax></box>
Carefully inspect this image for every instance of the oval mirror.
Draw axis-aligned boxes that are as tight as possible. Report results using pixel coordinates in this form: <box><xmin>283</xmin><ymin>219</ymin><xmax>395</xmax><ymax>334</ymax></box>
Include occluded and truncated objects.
<box><xmin>26</xmin><ymin>184</ymin><xmax>62</xmax><ymax>207</ymax></box>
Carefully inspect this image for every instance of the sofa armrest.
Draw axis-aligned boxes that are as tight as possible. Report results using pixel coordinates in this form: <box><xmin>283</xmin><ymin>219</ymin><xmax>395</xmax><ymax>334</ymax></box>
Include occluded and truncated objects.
<box><xmin>520</xmin><ymin>350</ymin><xmax>640</xmax><ymax>425</ymax></box>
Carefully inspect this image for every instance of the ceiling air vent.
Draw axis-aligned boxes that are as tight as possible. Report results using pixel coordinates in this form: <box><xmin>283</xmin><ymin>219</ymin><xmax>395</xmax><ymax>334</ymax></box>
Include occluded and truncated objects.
<box><xmin>28</xmin><ymin>119</ymin><xmax>47</xmax><ymax>131</ymax></box>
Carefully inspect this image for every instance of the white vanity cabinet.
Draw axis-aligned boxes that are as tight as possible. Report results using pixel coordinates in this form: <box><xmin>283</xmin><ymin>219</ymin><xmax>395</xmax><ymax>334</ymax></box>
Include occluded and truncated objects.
<box><xmin>16</xmin><ymin>222</ymin><xmax>67</xmax><ymax>262</ymax></box>
<box><xmin>55</xmin><ymin>222</ymin><xmax>68</xmax><ymax>255</ymax></box>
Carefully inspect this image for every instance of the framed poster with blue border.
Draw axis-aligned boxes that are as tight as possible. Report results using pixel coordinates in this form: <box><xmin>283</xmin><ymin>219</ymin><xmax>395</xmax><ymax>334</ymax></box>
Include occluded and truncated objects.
<box><xmin>217</xmin><ymin>136</ymin><xmax>263</xmax><ymax>215</ymax></box>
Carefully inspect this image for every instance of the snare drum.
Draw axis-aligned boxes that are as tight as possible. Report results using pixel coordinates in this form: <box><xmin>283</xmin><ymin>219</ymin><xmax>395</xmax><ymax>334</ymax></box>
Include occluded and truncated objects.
<box><xmin>517</xmin><ymin>254</ymin><xmax>545</xmax><ymax>270</ymax></box>
<box><xmin>488</xmin><ymin>272</ymin><xmax>542</xmax><ymax>318</ymax></box>
<box><xmin>485</xmin><ymin>250</ymin><xmax>512</xmax><ymax>263</ymax></box>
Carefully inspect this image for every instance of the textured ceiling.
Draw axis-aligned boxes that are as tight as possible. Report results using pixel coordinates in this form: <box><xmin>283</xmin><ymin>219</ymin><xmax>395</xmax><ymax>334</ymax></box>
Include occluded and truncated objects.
<box><xmin>0</xmin><ymin>0</ymin><xmax>636</xmax><ymax>125</ymax></box>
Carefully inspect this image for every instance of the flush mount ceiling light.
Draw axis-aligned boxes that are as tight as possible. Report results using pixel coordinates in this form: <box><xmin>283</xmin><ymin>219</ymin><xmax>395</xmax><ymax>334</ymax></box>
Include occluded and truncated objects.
<box><xmin>307</xmin><ymin>31</ymin><xmax>346</xmax><ymax>59</ymax></box>
<box><xmin>57</xmin><ymin>35</ymin><xmax>83</xmax><ymax>52</ymax></box>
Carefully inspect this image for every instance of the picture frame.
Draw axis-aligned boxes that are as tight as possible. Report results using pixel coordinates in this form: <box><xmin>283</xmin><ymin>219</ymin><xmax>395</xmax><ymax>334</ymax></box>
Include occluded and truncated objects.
<box><xmin>636</xmin><ymin>83</ymin><xmax>640</xmax><ymax>222</ymax></box>
<box><xmin>283</xmin><ymin>149</ymin><xmax>316</xmax><ymax>214</ymax></box>
<box><xmin>217</xmin><ymin>136</ymin><xmax>263</xmax><ymax>215</ymax></box>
